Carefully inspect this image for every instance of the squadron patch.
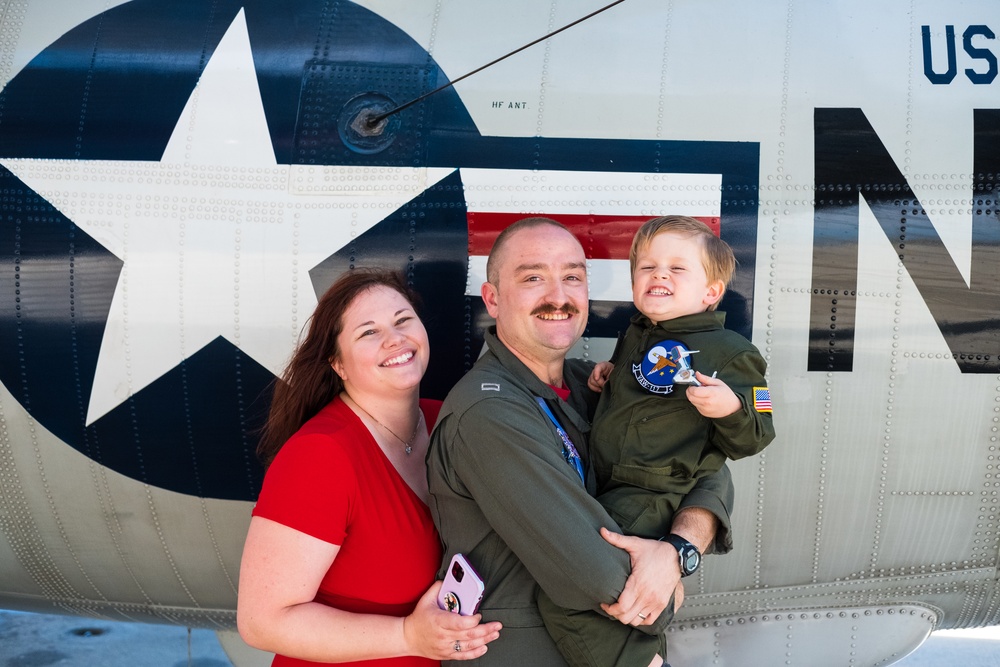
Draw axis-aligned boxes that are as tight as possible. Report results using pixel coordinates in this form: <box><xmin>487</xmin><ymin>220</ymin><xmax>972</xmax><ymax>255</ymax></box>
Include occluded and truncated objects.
<box><xmin>632</xmin><ymin>340</ymin><xmax>700</xmax><ymax>395</ymax></box>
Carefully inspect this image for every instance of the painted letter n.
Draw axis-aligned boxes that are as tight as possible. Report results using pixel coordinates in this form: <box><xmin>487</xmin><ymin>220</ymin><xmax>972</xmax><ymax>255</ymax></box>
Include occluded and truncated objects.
<box><xmin>808</xmin><ymin>108</ymin><xmax>1000</xmax><ymax>373</ymax></box>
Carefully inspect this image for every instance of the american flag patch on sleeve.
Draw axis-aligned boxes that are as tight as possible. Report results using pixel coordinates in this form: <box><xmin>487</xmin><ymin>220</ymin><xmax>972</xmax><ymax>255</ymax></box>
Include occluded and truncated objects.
<box><xmin>753</xmin><ymin>387</ymin><xmax>772</xmax><ymax>413</ymax></box>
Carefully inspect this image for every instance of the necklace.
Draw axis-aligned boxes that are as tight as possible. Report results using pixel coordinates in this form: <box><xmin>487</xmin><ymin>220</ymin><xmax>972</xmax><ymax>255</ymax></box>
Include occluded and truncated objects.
<box><xmin>349</xmin><ymin>397</ymin><xmax>422</xmax><ymax>455</ymax></box>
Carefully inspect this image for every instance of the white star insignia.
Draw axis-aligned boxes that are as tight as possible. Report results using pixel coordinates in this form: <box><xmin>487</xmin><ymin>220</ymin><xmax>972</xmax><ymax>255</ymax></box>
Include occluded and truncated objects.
<box><xmin>2</xmin><ymin>8</ymin><xmax>453</xmax><ymax>424</ymax></box>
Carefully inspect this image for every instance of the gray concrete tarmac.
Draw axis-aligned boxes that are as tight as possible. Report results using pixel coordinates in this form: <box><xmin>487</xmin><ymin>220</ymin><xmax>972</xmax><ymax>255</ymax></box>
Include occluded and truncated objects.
<box><xmin>0</xmin><ymin>610</ymin><xmax>232</xmax><ymax>667</ymax></box>
<box><xmin>1</xmin><ymin>609</ymin><xmax>997</xmax><ymax>666</ymax></box>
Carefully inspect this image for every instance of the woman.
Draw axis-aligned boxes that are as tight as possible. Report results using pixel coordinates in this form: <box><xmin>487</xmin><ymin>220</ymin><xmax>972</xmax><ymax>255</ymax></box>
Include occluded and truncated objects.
<box><xmin>238</xmin><ymin>269</ymin><xmax>501</xmax><ymax>665</ymax></box>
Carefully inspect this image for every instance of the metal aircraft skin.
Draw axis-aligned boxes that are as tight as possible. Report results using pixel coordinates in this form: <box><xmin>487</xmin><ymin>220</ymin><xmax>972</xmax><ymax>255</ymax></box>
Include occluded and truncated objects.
<box><xmin>0</xmin><ymin>0</ymin><xmax>997</xmax><ymax>664</ymax></box>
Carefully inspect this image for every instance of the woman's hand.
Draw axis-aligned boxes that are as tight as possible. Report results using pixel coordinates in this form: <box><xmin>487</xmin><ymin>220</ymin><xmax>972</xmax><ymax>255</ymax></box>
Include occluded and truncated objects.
<box><xmin>239</xmin><ymin>518</ymin><xmax>500</xmax><ymax>662</ymax></box>
<box><xmin>402</xmin><ymin>580</ymin><xmax>502</xmax><ymax>660</ymax></box>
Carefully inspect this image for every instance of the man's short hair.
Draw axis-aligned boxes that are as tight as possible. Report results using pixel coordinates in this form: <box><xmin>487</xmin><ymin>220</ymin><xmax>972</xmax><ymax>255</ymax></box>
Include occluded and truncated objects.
<box><xmin>629</xmin><ymin>216</ymin><xmax>736</xmax><ymax>310</ymax></box>
<box><xmin>486</xmin><ymin>217</ymin><xmax>569</xmax><ymax>285</ymax></box>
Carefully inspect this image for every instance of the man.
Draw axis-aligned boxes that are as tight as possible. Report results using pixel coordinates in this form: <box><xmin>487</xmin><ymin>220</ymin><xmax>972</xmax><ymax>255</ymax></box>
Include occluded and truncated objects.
<box><xmin>427</xmin><ymin>218</ymin><xmax>734</xmax><ymax>665</ymax></box>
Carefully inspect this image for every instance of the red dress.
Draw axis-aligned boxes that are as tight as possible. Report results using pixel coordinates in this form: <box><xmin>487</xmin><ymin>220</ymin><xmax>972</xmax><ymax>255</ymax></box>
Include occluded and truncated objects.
<box><xmin>252</xmin><ymin>397</ymin><xmax>443</xmax><ymax>667</ymax></box>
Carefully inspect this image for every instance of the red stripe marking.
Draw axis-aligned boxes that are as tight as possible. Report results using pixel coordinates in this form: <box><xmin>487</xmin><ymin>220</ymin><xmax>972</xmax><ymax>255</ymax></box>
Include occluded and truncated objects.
<box><xmin>467</xmin><ymin>212</ymin><xmax>721</xmax><ymax>259</ymax></box>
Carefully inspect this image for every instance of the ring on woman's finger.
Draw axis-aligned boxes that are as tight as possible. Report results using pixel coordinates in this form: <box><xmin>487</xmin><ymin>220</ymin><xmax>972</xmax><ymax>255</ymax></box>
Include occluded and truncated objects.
<box><xmin>454</xmin><ymin>641</ymin><xmax>462</xmax><ymax>652</ymax></box>
<box><xmin>637</xmin><ymin>612</ymin><xmax>647</xmax><ymax>621</ymax></box>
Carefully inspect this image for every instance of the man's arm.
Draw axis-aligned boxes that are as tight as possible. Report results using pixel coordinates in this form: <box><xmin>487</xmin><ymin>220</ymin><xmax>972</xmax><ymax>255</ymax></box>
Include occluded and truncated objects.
<box><xmin>669</xmin><ymin>505</ymin><xmax>719</xmax><ymax>555</ymax></box>
<box><xmin>434</xmin><ymin>394</ymin><xmax>734</xmax><ymax>629</ymax></box>
<box><xmin>600</xmin><ymin>464</ymin><xmax>734</xmax><ymax>627</ymax></box>
<box><xmin>677</xmin><ymin>459</ymin><xmax>735</xmax><ymax>554</ymax></box>
<box><xmin>439</xmin><ymin>399</ymin><xmax>635</xmax><ymax>612</ymax></box>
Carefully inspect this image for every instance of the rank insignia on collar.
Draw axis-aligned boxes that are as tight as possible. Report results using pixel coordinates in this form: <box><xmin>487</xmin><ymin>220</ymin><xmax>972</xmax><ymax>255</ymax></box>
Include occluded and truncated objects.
<box><xmin>632</xmin><ymin>340</ymin><xmax>700</xmax><ymax>395</ymax></box>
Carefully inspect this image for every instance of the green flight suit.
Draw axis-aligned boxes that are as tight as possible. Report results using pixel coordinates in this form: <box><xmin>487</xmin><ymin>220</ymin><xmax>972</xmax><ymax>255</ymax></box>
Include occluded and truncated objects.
<box><xmin>427</xmin><ymin>328</ymin><xmax>734</xmax><ymax>667</ymax></box>
<box><xmin>592</xmin><ymin>310</ymin><xmax>775</xmax><ymax>538</ymax></box>
<box><xmin>539</xmin><ymin>311</ymin><xmax>775</xmax><ymax>666</ymax></box>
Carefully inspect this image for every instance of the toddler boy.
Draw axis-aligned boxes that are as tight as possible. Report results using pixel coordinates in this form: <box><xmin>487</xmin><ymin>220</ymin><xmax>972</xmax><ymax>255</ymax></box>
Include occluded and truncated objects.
<box><xmin>538</xmin><ymin>215</ymin><xmax>776</xmax><ymax>667</ymax></box>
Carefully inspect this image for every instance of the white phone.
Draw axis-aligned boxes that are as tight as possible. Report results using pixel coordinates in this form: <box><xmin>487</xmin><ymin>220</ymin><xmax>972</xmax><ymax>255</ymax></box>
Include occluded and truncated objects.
<box><xmin>437</xmin><ymin>553</ymin><xmax>485</xmax><ymax>616</ymax></box>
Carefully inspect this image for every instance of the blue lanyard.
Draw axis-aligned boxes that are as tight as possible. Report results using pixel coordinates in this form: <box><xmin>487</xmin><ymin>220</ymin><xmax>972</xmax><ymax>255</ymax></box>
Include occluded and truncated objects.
<box><xmin>535</xmin><ymin>397</ymin><xmax>585</xmax><ymax>485</ymax></box>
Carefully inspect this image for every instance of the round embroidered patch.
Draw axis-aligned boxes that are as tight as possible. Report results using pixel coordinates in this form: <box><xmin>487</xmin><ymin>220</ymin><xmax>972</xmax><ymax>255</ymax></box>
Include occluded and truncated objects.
<box><xmin>631</xmin><ymin>340</ymin><xmax>699</xmax><ymax>394</ymax></box>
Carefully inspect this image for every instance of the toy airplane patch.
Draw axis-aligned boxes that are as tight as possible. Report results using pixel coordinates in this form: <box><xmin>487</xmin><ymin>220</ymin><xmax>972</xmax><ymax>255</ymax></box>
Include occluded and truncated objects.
<box><xmin>633</xmin><ymin>340</ymin><xmax>699</xmax><ymax>395</ymax></box>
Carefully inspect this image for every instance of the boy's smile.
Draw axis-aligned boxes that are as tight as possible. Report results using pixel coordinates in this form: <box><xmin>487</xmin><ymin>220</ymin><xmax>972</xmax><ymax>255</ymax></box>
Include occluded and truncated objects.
<box><xmin>632</xmin><ymin>231</ymin><xmax>724</xmax><ymax>324</ymax></box>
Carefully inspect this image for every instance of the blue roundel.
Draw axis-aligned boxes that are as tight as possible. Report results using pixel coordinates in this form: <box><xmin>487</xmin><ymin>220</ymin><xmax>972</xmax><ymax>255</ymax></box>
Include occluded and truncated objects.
<box><xmin>0</xmin><ymin>0</ymin><xmax>761</xmax><ymax>501</ymax></box>
<box><xmin>0</xmin><ymin>0</ymin><xmax>477</xmax><ymax>502</ymax></box>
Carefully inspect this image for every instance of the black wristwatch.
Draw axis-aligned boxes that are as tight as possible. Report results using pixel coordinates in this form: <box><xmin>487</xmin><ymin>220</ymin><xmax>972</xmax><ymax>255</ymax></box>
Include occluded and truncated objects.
<box><xmin>662</xmin><ymin>534</ymin><xmax>701</xmax><ymax>577</ymax></box>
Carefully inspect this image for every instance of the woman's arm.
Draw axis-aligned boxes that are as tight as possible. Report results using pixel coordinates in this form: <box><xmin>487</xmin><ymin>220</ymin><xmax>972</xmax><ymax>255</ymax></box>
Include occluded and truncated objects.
<box><xmin>237</xmin><ymin>516</ymin><xmax>501</xmax><ymax>662</ymax></box>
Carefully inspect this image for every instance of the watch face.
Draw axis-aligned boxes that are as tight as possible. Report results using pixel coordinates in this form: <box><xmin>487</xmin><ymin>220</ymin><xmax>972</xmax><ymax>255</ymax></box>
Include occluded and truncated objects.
<box><xmin>683</xmin><ymin>551</ymin><xmax>700</xmax><ymax>573</ymax></box>
<box><xmin>666</xmin><ymin>535</ymin><xmax>700</xmax><ymax>576</ymax></box>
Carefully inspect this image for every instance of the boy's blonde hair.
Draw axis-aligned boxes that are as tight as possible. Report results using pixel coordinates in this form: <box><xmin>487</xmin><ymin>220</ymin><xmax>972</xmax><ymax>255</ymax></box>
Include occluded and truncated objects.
<box><xmin>629</xmin><ymin>216</ymin><xmax>736</xmax><ymax>311</ymax></box>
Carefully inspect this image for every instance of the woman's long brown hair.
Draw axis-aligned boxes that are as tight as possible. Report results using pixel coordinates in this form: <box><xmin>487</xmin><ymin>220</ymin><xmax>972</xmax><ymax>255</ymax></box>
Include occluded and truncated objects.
<box><xmin>256</xmin><ymin>268</ymin><xmax>419</xmax><ymax>469</ymax></box>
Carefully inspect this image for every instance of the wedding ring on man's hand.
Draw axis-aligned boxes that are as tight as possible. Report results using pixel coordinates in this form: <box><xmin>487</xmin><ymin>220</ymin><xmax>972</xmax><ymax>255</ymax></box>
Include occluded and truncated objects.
<box><xmin>454</xmin><ymin>641</ymin><xmax>462</xmax><ymax>652</ymax></box>
<box><xmin>637</xmin><ymin>613</ymin><xmax>648</xmax><ymax>620</ymax></box>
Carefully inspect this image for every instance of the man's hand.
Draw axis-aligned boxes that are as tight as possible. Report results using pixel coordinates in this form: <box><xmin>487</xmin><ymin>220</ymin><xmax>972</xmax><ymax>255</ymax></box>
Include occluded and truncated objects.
<box><xmin>598</xmin><ymin>527</ymin><xmax>683</xmax><ymax>627</ymax></box>
<box><xmin>686</xmin><ymin>371</ymin><xmax>741</xmax><ymax>418</ymax></box>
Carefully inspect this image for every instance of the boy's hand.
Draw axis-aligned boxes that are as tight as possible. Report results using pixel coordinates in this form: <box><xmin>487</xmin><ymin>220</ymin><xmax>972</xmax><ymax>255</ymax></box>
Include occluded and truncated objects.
<box><xmin>686</xmin><ymin>371</ymin><xmax>741</xmax><ymax>418</ymax></box>
<box><xmin>588</xmin><ymin>361</ymin><xmax>614</xmax><ymax>392</ymax></box>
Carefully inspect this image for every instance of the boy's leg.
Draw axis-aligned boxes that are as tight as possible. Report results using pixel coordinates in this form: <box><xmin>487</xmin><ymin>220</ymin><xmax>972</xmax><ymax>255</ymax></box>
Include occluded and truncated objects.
<box><xmin>537</xmin><ymin>588</ymin><xmax>668</xmax><ymax>667</ymax></box>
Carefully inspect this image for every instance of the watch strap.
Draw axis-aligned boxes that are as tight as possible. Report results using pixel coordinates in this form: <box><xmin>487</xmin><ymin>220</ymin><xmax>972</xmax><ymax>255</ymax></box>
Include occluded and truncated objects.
<box><xmin>662</xmin><ymin>533</ymin><xmax>701</xmax><ymax>577</ymax></box>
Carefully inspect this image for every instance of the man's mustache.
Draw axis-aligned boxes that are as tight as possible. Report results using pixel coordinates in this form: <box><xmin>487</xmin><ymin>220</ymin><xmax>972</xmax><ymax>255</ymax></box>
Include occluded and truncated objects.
<box><xmin>531</xmin><ymin>303</ymin><xmax>581</xmax><ymax>317</ymax></box>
